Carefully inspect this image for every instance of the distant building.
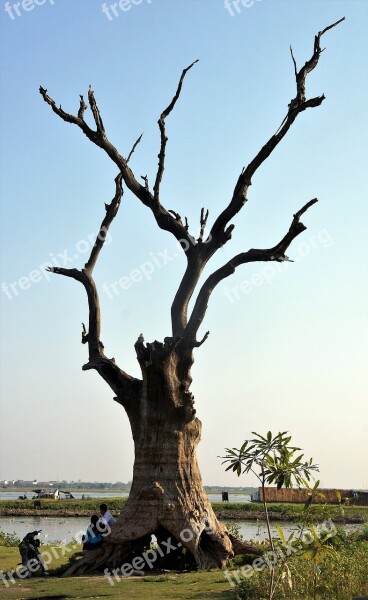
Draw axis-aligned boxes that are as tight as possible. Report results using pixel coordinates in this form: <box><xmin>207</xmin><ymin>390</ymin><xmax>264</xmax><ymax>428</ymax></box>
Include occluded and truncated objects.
<box><xmin>251</xmin><ymin>487</ymin><xmax>368</xmax><ymax>506</ymax></box>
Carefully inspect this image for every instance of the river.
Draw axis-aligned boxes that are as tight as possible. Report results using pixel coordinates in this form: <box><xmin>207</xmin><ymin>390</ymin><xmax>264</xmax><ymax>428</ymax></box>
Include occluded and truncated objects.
<box><xmin>0</xmin><ymin>492</ymin><xmax>251</xmax><ymax>502</ymax></box>
<box><xmin>0</xmin><ymin>515</ymin><xmax>362</xmax><ymax>545</ymax></box>
<box><xmin>0</xmin><ymin>491</ymin><xmax>129</xmax><ymax>501</ymax></box>
<box><xmin>1</xmin><ymin>491</ymin><xmax>362</xmax><ymax>544</ymax></box>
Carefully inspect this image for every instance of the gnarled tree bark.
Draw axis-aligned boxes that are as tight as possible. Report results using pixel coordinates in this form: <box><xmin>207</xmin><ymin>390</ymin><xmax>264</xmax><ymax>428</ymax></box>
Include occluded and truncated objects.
<box><xmin>40</xmin><ymin>19</ymin><xmax>344</xmax><ymax>575</ymax></box>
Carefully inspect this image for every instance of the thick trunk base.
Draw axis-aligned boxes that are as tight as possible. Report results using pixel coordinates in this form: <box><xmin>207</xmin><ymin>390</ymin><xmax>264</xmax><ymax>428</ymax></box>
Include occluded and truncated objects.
<box><xmin>63</xmin><ymin>428</ymin><xmax>260</xmax><ymax>577</ymax></box>
<box><xmin>63</xmin><ymin>342</ymin><xmax>260</xmax><ymax>576</ymax></box>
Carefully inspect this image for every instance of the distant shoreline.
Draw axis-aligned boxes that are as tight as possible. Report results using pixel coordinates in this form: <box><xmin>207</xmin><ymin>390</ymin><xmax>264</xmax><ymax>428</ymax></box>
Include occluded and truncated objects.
<box><xmin>215</xmin><ymin>510</ymin><xmax>365</xmax><ymax>524</ymax></box>
<box><xmin>1</xmin><ymin>497</ymin><xmax>366</xmax><ymax>525</ymax></box>
<box><xmin>0</xmin><ymin>487</ymin><xmax>256</xmax><ymax>494</ymax></box>
<box><xmin>0</xmin><ymin>506</ymin><xmax>365</xmax><ymax>524</ymax></box>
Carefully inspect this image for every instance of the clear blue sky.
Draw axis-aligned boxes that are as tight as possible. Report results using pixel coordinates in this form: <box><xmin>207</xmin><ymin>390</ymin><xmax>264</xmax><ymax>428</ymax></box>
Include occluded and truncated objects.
<box><xmin>0</xmin><ymin>0</ymin><xmax>367</xmax><ymax>489</ymax></box>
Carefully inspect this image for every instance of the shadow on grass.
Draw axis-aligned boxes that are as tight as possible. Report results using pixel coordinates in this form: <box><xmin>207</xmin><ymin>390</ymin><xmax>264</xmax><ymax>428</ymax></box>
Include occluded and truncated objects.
<box><xmin>27</xmin><ymin>596</ymin><xmax>68</xmax><ymax>600</ymax></box>
<box><xmin>26</xmin><ymin>596</ymin><xmax>111</xmax><ymax>600</ymax></box>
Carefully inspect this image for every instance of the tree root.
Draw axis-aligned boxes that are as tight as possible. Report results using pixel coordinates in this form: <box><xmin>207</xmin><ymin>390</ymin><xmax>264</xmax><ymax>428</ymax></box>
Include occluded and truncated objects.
<box><xmin>62</xmin><ymin>531</ymin><xmax>261</xmax><ymax>577</ymax></box>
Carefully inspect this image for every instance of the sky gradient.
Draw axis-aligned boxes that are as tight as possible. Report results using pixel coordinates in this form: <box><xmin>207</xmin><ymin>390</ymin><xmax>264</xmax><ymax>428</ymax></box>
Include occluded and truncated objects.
<box><xmin>0</xmin><ymin>0</ymin><xmax>367</xmax><ymax>489</ymax></box>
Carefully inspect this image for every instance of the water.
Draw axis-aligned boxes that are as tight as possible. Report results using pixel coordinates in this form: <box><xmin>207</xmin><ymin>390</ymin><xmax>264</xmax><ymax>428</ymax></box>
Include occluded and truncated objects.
<box><xmin>0</xmin><ymin>516</ymin><xmax>362</xmax><ymax>545</ymax></box>
<box><xmin>207</xmin><ymin>494</ymin><xmax>251</xmax><ymax>503</ymax></box>
<box><xmin>0</xmin><ymin>492</ymin><xmax>250</xmax><ymax>502</ymax></box>
<box><xmin>235</xmin><ymin>520</ymin><xmax>362</xmax><ymax>541</ymax></box>
<box><xmin>0</xmin><ymin>491</ymin><xmax>129</xmax><ymax>500</ymax></box>
<box><xmin>0</xmin><ymin>516</ymin><xmax>87</xmax><ymax>544</ymax></box>
<box><xmin>1</xmin><ymin>490</ymin><xmax>361</xmax><ymax>545</ymax></box>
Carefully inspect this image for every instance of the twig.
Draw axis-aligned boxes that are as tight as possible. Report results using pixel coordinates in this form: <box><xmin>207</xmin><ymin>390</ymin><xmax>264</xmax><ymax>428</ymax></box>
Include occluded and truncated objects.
<box><xmin>153</xmin><ymin>60</ymin><xmax>199</xmax><ymax>200</ymax></box>
<box><xmin>127</xmin><ymin>133</ymin><xmax>143</xmax><ymax>164</ymax></box>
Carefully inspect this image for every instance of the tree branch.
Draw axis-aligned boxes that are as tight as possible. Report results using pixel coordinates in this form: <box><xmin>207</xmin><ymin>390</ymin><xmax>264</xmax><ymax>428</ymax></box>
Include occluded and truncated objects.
<box><xmin>171</xmin><ymin>21</ymin><xmax>343</xmax><ymax>337</ymax></box>
<box><xmin>153</xmin><ymin>60</ymin><xmax>199</xmax><ymax>201</ymax></box>
<box><xmin>185</xmin><ymin>199</ymin><xmax>318</xmax><ymax>341</ymax></box>
<box><xmin>198</xmin><ymin>208</ymin><xmax>209</xmax><ymax>243</ymax></box>
<box><xmin>84</xmin><ymin>173</ymin><xmax>123</xmax><ymax>273</ymax></box>
<box><xmin>171</xmin><ymin>253</ymin><xmax>205</xmax><ymax>336</ymax></box>
<box><xmin>193</xmin><ymin>331</ymin><xmax>210</xmax><ymax>347</ymax></box>
<box><xmin>209</xmin><ymin>18</ymin><xmax>344</xmax><ymax>246</ymax></box>
<box><xmin>81</xmin><ymin>322</ymin><xmax>88</xmax><ymax>344</ymax></box>
<box><xmin>290</xmin><ymin>46</ymin><xmax>298</xmax><ymax>79</ymax></box>
<box><xmin>45</xmin><ymin>266</ymin><xmax>102</xmax><ymax>355</ymax></box>
<box><xmin>127</xmin><ymin>133</ymin><xmax>143</xmax><ymax>164</ymax></box>
<box><xmin>45</xmin><ymin>180</ymin><xmax>142</xmax><ymax>403</ymax></box>
<box><xmin>78</xmin><ymin>95</ymin><xmax>88</xmax><ymax>120</ymax></box>
<box><xmin>39</xmin><ymin>86</ymin><xmax>193</xmax><ymax>248</ymax></box>
<box><xmin>88</xmin><ymin>85</ymin><xmax>105</xmax><ymax>135</ymax></box>
<box><xmin>45</xmin><ymin>265</ymin><xmax>140</xmax><ymax>399</ymax></box>
<box><xmin>168</xmin><ymin>209</ymin><xmax>184</xmax><ymax>226</ymax></box>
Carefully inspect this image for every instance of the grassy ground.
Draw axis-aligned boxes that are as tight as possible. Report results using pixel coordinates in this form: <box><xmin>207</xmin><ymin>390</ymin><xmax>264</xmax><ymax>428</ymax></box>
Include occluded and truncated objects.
<box><xmin>213</xmin><ymin>501</ymin><xmax>368</xmax><ymax>522</ymax></box>
<box><xmin>1</xmin><ymin>529</ymin><xmax>367</xmax><ymax>600</ymax></box>
<box><xmin>0</xmin><ymin>497</ymin><xmax>126</xmax><ymax>513</ymax></box>
<box><xmin>0</xmin><ymin>547</ymin><xmax>235</xmax><ymax>599</ymax></box>
<box><xmin>1</xmin><ymin>499</ymin><xmax>367</xmax><ymax>522</ymax></box>
<box><xmin>1</xmin><ymin>574</ymin><xmax>237</xmax><ymax>600</ymax></box>
<box><xmin>234</xmin><ymin>532</ymin><xmax>368</xmax><ymax>600</ymax></box>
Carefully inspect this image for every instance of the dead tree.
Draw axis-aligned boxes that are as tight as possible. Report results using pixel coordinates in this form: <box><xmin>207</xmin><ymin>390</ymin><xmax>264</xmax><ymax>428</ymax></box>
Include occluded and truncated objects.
<box><xmin>39</xmin><ymin>19</ymin><xmax>344</xmax><ymax>574</ymax></box>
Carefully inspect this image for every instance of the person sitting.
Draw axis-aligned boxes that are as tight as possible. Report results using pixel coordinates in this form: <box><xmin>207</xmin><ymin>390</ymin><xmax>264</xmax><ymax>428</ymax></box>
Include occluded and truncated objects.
<box><xmin>99</xmin><ymin>503</ymin><xmax>116</xmax><ymax>526</ymax></box>
<box><xmin>82</xmin><ymin>515</ymin><xmax>104</xmax><ymax>551</ymax></box>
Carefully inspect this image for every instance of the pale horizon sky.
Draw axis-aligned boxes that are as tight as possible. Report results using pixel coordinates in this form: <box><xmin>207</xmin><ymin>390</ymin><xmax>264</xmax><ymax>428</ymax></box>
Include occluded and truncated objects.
<box><xmin>0</xmin><ymin>0</ymin><xmax>367</xmax><ymax>490</ymax></box>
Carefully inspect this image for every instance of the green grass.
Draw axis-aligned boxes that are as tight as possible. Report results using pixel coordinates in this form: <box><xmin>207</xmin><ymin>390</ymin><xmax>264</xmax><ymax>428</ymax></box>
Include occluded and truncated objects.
<box><xmin>0</xmin><ymin>545</ymin><xmax>73</xmax><ymax>573</ymax></box>
<box><xmin>1</xmin><ymin>499</ymin><xmax>367</xmax><ymax>522</ymax></box>
<box><xmin>213</xmin><ymin>501</ymin><xmax>368</xmax><ymax>521</ymax></box>
<box><xmin>0</xmin><ymin>497</ymin><xmax>127</xmax><ymax>512</ymax></box>
<box><xmin>235</xmin><ymin>539</ymin><xmax>368</xmax><ymax>599</ymax></box>
<box><xmin>229</xmin><ymin>527</ymin><xmax>368</xmax><ymax>600</ymax></box>
<box><xmin>0</xmin><ymin>573</ymin><xmax>237</xmax><ymax>599</ymax></box>
<box><xmin>1</xmin><ymin>529</ymin><xmax>367</xmax><ymax>599</ymax></box>
<box><xmin>0</xmin><ymin>547</ymin><xmax>236</xmax><ymax>599</ymax></box>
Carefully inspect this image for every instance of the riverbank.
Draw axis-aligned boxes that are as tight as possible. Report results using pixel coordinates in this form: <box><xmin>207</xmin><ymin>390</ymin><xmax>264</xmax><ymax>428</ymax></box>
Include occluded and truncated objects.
<box><xmin>1</xmin><ymin>499</ymin><xmax>366</xmax><ymax>523</ymax></box>
<box><xmin>0</xmin><ymin>509</ymin><xmax>364</xmax><ymax>524</ymax></box>
<box><xmin>216</xmin><ymin>510</ymin><xmax>365</xmax><ymax>524</ymax></box>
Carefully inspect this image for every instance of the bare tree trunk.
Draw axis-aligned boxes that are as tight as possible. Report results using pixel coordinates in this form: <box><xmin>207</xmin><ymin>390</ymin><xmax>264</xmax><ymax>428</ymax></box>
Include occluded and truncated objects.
<box><xmin>64</xmin><ymin>341</ymin><xmax>257</xmax><ymax>576</ymax></box>
<box><xmin>113</xmin><ymin>417</ymin><xmax>232</xmax><ymax>570</ymax></box>
<box><xmin>41</xmin><ymin>19</ymin><xmax>344</xmax><ymax>577</ymax></box>
<box><xmin>113</xmin><ymin>346</ymin><xmax>232</xmax><ymax>569</ymax></box>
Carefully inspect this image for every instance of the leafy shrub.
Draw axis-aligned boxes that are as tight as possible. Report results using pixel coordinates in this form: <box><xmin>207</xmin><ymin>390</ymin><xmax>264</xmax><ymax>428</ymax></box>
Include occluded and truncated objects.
<box><xmin>359</xmin><ymin>522</ymin><xmax>368</xmax><ymax>540</ymax></box>
<box><xmin>235</xmin><ymin>538</ymin><xmax>368</xmax><ymax>600</ymax></box>
<box><xmin>224</xmin><ymin>521</ymin><xmax>243</xmax><ymax>540</ymax></box>
<box><xmin>0</xmin><ymin>530</ymin><xmax>20</xmax><ymax>546</ymax></box>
